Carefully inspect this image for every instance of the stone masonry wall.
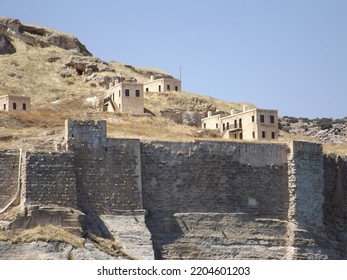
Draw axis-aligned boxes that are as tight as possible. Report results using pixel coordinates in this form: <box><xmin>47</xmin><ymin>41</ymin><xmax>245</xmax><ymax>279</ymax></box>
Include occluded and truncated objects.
<box><xmin>22</xmin><ymin>152</ymin><xmax>77</xmax><ymax>209</ymax></box>
<box><xmin>323</xmin><ymin>154</ymin><xmax>347</xmax><ymax>256</ymax></box>
<box><xmin>0</xmin><ymin>150</ymin><xmax>19</xmax><ymax>209</ymax></box>
<box><xmin>287</xmin><ymin>141</ymin><xmax>325</xmax><ymax>231</ymax></box>
<box><xmin>66</xmin><ymin>120</ymin><xmax>142</xmax><ymax>215</ymax></box>
<box><xmin>141</xmin><ymin>141</ymin><xmax>289</xmax><ymax>219</ymax></box>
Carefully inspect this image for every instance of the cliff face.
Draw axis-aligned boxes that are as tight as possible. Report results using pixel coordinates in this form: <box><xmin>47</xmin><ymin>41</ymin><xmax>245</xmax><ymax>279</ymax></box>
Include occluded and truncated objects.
<box><xmin>0</xmin><ymin>16</ymin><xmax>91</xmax><ymax>56</ymax></box>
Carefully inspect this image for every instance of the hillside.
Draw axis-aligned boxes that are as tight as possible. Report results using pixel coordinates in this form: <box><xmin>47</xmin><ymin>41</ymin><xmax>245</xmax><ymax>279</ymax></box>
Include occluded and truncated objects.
<box><xmin>0</xmin><ymin>16</ymin><xmax>259</xmax><ymax>151</ymax></box>
<box><xmin>0</xmin><ymin>16</ymin><xmax>346</xmax><ymax>154</ymax></box>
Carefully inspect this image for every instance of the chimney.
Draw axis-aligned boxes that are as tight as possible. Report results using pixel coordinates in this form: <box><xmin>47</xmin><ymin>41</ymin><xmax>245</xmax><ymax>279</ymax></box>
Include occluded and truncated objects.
<box><xmin>150</xmin><ymin>75</ymin><xmax>154</xmax><ymax>81</ymax></box>
<box><xmin>230</xmin><ymin>109</ymin><xmax>235</xmax><ymax>115</ymax></box>
<box><xmin>207</xmin><ymin>111</ymin><xmax>213</xmax><ymax>117</ymax></box>
<box><xmin>243</xmin><ymin>105</ymin><xmax>248</xmax><ymax>112</ymax></box>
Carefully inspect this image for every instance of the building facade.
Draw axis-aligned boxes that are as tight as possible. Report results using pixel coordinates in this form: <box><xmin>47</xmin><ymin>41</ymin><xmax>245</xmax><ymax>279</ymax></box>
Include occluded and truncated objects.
<box><xmin>144</xmin><ymin>76</ymin><xmax>181</xmax><ymax>93</ymax></box>
<box><xmin>201</xmin><ymin>107</ymin><xmax>279</xmax><ymax>140</ymax></box>
<box><xmin>0</xmin><ymin>94</ymin><xmax>30</xmax><ymax>112</ymax></box>
<box><xmin>104</xmin><ymin>82</ymin><xmax>144</xmax><ymax>114</ymax></box>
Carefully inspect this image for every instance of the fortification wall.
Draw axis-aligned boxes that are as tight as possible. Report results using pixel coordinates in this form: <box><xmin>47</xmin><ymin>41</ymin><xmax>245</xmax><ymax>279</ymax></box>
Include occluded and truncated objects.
<box><xmin>324</xmin><ymin>154</ymin><xmax>347</xmax><ymax>256</ymax></box>
<box><xmin>22</xmin><ymin>152</ymin><xmax>77</xmax><ymax>209</ymax></box>
<box><xmin>141</xmin><ymin>141</ymin><xmax>289</xmax><ymax>219</ymax></box>
<box><xmin>66</xmin><ymin>120</ymin><xmax>142</xmax><ymax>215</ymax></box>
<box><xmin>287</xmin><ymin>141</ymin><xmax>325</xmax><ymax>231</ymax></box>
<box><xmin>0</xmin><ymin>150</ymin><xmax>19</xmax><ymax>210</ymax></box>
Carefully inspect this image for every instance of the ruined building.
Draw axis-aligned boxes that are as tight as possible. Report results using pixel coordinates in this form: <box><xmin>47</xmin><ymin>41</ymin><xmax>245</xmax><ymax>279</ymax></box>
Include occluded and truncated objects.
<box><xmin>0</xmin><ymin>94</ymin><xmax>30</xmax><ymax>112</ymax></box>
<box><xmin>201</xmin><ymin>106</ymin><xmax>279</xmax><ymax>140</ymax></box>
<box><xmin>103</xmin><ymin>81</ymin><xmax>144</xmax><ymax>114</ymax></box>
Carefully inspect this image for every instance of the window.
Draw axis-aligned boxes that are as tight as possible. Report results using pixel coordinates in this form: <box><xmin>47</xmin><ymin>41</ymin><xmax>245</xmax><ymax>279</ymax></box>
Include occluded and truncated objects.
<box><xmin>135</xmin><ymin>90</ymin><xmax>140</xmax><ymax>97</ymax></box>
<box><xmin>23</xmin><ymin>103</ymin><xmax>26</xmax><ymax>110</ymax></box>
<box><xmin>167</xmin><ymin>85</ymin><xmax>170</xmax><ymax>91</ymax></box>
<box><xmin>271</xmin><ymin>132</ymin><xmax>275</xmax><ymax>139</ymax></box>
<box><xmin>226</xmin><ymin>122</ymin><xmax>229</xmax><ymax>130</ymax></box>
<box><xmin>262</xmin><ymin>131</ymin><xmax>266</xmax><ymax>138</ymax></box>
<box><xmin>175</xmin><ymin>86</ymin><xmax>178</xmax><ymax>91</ymax></box>
<box><xmin>13</xmin><ymin>102</ymin><xmax>16</xmax><ymax>110</ymax></box>
<box><xmin>252</xmin><ymin>131</ymin><xmax>255</xmax><ymax>139</ymax></box>
<box><xmin>251</xmin><ymin>115</ymin><xmax>255</xmax><ymax>122</ymax></box>
<box><xmin>145</xmin><ymin>88</ymin><xmax>149</xmax><ymax>92</ymax></box>
<box><xmin>240</xmin><ymin>133</ymin><xmax>243</xmax><ymax>140</ymax></box>
<box><xmin>239</xmin><ymin>119</ymin><xmax>242</xmax><ymax>128</ymax></box>
<box><xmin>260</xmin><ymin>115</ymin><xmax>265</xmax><ymax>123</ymax></box>
<box><xmin>234</xmin><ymin>133</ymin><xmax>237</xmax><ymax>139</ymax></box>
<box><xmin>158</xmin><ymin>85</ymin><xmax>161</xmax><ymax>92</ymax></box>
<box><xmin>125</xmin><ymin>89</ymin><xmax>130</xmax><ymax>96</ymax></box>
<box><xmin>3</xmin><ymin>104</ymin><xmax>6</xmax><ymax>110</ymax></box>
<box><xmin>216</xmin><ymin>123</ymin><xmax>218</xmax><ymax>129</ymax></box>
<box><xmin>234</xmin><ymin>120</ymin><xmax>237</xmax><ymax>128</ymax></box>
<box><xmin>119</xmin><ymin>90</ymin><xmax>121</xmax><ymax>97</ymax></box>
<box><xmin>204</xmin><ymin>123</ymin><xmax>206</xmax><ymax>129</ymax></box>
<box><xmin>270</xmin><ymin>115</ymin><xmax>275</xmax><ymax>124</ymax></box>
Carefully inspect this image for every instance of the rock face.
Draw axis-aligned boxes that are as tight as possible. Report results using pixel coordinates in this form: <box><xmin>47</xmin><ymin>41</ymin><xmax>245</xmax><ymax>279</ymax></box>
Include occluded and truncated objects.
<box><xmin>0</xmin><ymin>34</ymin><xmax>16</xmax><ymax>54</ymax></box>
<box><xmin>0</xmin><ymin>16</ymin><xmax>91</xmax><ymax>56</ymax></box>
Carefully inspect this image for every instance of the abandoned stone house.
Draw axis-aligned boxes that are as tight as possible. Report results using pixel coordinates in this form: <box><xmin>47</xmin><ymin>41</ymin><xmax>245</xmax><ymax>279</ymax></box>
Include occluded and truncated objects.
<box><xmin>103</xmin><ymin>81</ymin><xmax>144</xmax><ymax>114</ymax></box>
<box><xmin>201</xmin><ymin>106</ymin><xmax>279</xmax><ymax>140</ymax></box>
<box><xmin>0</xmin><ymin>94</ymin><xmax>30</xmax><ymax>112</ymax></box>
<box><xmin>144</xmin><ymin>76</ymin><xmax>181</xmax><ymax>92</ymax></box>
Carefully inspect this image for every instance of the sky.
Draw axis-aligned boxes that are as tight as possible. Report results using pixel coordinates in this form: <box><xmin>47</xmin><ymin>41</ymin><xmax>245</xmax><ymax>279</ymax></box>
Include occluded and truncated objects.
<box><xmin>1</xmin><ymin>0</ymin><xmax>346</xmax><ymax>119</ymax></box>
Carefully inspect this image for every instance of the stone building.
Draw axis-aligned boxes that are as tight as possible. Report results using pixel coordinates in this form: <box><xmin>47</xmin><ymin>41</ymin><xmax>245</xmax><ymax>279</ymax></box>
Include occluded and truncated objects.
<box><xmin>144</xmin><ymin>76</ymin><xmax>181</xmax><ymax>92</ymax></box>
<box><xmin>201</xmin><ymin>106</ymin><xmax>279</xmax><ymax>140</ymax></box>
<box><xmin>103</xmin><ymin>81</ymin><xmax>144</xmax><ymax>114</ymax></box>
<box><xmin>0</xmin><ymin>94</ymin><xmax>30</xmax><ymax>112</ymax></box>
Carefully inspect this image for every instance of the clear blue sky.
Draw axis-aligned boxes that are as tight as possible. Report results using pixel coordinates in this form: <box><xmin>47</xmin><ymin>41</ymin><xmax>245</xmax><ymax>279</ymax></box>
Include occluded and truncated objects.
<box><xmin>1</xmin><ymin>0</ymin><xmax>346</xmax><ymax>118</ymax></box>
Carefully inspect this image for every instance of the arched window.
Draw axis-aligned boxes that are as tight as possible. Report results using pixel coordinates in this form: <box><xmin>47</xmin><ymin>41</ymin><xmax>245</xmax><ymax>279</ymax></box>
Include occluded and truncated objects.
<box><xmin>13</xmin><ymin>102</ymin><xmax>16</xmax><ymax>110</ymax></box>
<box><xmin>23</xmin><ymin>103</ymin><xmax>26</xmax><ymax>110</ymax></box>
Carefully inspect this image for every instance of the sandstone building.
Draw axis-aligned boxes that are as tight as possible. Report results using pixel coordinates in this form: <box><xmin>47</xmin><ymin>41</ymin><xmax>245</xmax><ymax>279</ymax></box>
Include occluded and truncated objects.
<box><xmin>144</xmin><ymin>76</ymin><xmax>181</xmax><ymax>92</ymax></box>
<box><xmin>201</xmin><ymin>106</ymin><xmax>279</xmax><ymax>140</ymax></box>
<box><xmin>0</xmin><ymin>94</ymin><xmax>30</xmax><ymax>112</ymax></box>
<box><xmin>103</xmin><ymin>81</ymin><xmax>144</xmax><ymax>114</ymax></box>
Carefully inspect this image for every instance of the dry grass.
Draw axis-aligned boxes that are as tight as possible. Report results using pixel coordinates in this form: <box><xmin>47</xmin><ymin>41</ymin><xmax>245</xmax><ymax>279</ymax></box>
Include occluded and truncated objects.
<box><xmin>86</xmin><ymin>232</ymin><xmax>136</xmax><ymax>260</ymax></box>
<box><xmin>0</xmin><ymin>225</ymin><xmax>85</xmax><ymax>248</ymax></box>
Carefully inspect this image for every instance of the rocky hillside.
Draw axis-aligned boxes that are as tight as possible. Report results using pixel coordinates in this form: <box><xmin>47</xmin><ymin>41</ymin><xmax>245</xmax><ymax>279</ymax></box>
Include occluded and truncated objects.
<box><xmin>0</xmin><ymin>16</ymin><xmax>255</xmax><ymax>151</ymax></box>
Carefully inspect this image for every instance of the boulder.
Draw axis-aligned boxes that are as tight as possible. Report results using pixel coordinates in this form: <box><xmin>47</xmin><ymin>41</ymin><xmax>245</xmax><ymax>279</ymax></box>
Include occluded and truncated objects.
<box><xmin>0</xmin><ymin>34</ymin><xmax>16</xmax><ymax>54</ymax></box>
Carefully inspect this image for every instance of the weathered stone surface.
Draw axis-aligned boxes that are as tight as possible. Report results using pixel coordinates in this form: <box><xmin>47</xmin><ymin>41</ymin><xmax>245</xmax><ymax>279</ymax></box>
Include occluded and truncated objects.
<box><xmin>0</xmin><ymin>34</ymin><xmax>16</xmax><ymax>54</ymax></box>
<box><xmin>0</xmin><ymin>16</ymin><xmax>91</xmax><ymax>55</ymax></box>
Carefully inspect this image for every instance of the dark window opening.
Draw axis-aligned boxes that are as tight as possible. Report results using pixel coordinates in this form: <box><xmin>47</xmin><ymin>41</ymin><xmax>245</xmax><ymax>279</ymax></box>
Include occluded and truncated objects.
<box><xmin>252</xmin><ymin>131</ymin><xmax>255</xmax><ymax>139</ymax></box>
<box><xmin>234</xmin><ymin>133</ymin><xmax>237</xmax><ymax>139</ymax></box>
<box><xmin>204</xmin><ymin>123</ymin><xmax>206</xmax><ymax>129</ymax></box>
<box><xmin>272</xmin><ymin>132</ymin><xmax>275</xmax><ymax>139</ymax></box>
<box><xmin>23</xmin><ymin>103</ymin><xmax>26</xmax><ymax>110</ymax></box>
<box><xmin>105</xmin><ymin>147</ymin><xmax>108</xmax><ymax>152</ymax></box>
<box><xmin>119</xmin><ymin>90</ymin><xmax>121</xmax><ymax>97</ymax></box>
<box><xmin>234</xmin><ymin>120</ymin><xmax>237</xmax><ymax>128</ymax></box>
<box><xmin>125</xmin><ymin>89</ymin><xmax>130</xmax><ymax>96</ymax></box>
<box><xmin>13</xmin><ymin>102</ymin><xmax>16</xmax><ymax>110</ymax></box>
<box><xmin>262</xmin><ymin>131</ymin><xmax>266</xmax><ymax>138</ymax></box>
<box><xmin>260</xmin><ymin>115</ymin><xmax>265</xmax><ymax>123</ymax></box>
<box><xmin>226</xmin><ymin>122</ymin><xmax>229</xmax><ymax>130</ymax></box>
<box><xmin>3</xmin><ymin>104</ymin><xmax>6</xmax><ymax>110</ymax></box>
<box><xmin>240</xmin><ymin>132</ymin><xmax>243</xmax><ymax>140</ymax></box>
<box><xmin>167</xmin><ymin>85</ymin><xmax>170</xmax><ymax>91</ymax></box>
<box><xmin>135</xmin><ymin>90</ymin><xmax>140</xmax><ymax>97</ymax></box>
<box><xmin>251</xmin><ymin>115</ymin><xmax>255</xmax><ymax>122</ymax></box>
<box><xmin>158</xmin><ymin>85</ymin><xmax>161</xmax><ymax>92</ymax></box>
<box><xmin>146</xmin><ymin>88</ymin><xmax>149</xmax><ymax>92</ymax></box>
<box><xmin>239</xmin><ymin>118</ymin><xmax>242</xmax><ymax>128</ymax></box>
<box><xmin>175</xmin><ymin>86</ymin><xmax>178</xmax><ymax>91</ymax></box>
<box><xmin>270</xmin><ymin>115</ymin><xmax>275</xmax><ymax>124</ymax></box>
<box><xmin>223</xmin><ymin>123</ymin><xmax>225</xmax><ymax>131</ymax></box>
<box><xmin>216</xmin><ymin>123</ymin><xmax>218</xmax><ymax>129</ymax></box>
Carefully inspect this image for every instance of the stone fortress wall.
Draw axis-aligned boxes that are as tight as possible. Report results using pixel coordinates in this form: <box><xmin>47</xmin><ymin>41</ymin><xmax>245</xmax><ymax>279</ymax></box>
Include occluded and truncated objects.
<box><xmin>0</xmin><ymin>120</ymin><xmax>346</xmax><ymax>259</ymax></box>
